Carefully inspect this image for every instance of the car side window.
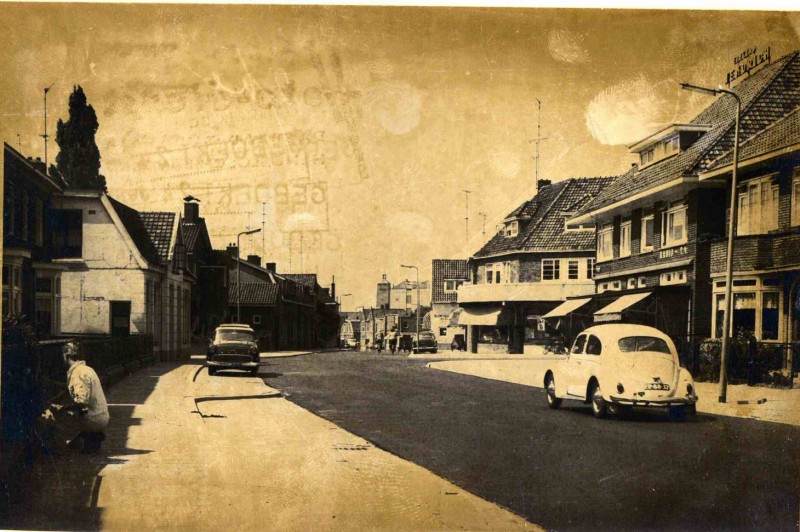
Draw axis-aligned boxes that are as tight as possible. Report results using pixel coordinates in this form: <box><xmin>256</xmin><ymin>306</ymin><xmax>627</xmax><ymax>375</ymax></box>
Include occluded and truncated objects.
<box><xmin>571</xmin><ymin>334</ymin><xmax>586</xmax><ymax>354</ymax></box>
<box><xmin>585</xmin><ymin>335</ymin><xmax>602</xmax><ymax>356</ymax></box>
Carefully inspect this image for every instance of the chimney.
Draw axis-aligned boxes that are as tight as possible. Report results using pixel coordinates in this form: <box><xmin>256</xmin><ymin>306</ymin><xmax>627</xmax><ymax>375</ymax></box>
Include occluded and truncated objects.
<box><xmin>331</xmin><ymin>275</ymin><xmax>336</xmax><ymax>300</ymax></box>
<box><xmin>184</xmin><ymin>201</ymin><xmax>199</xmax><ymax>223</ymax></box>
<box><xmin>265</xmin><ymin>262</ymin><xmax>277</xmax><ymax>272</ymax></box>
<box><xmin>247</xmin><ymin>254</ymin><xmax>261</xmax><ymax>267</ymax></box>
<box><xmin>537</xmin><ymin>179</ymin><xmax>552</xmax><ymax>190</ymax></box>
<box><xmin>28</xmin><ymin>157</ymin><xmax>46</xmax><ymax>174</ymax></box>
<box><xmin>227</xmin><ymin>243</ymin><xmax>239</xmax><ymax>258</ymax></box>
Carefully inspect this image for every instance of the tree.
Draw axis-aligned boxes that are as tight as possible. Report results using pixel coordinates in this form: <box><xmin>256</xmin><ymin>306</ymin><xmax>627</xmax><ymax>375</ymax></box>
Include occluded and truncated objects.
<box><xmin>55</xmin><ymin>86</ymin><xmax>106</xmax><ymax>191</ymax></box>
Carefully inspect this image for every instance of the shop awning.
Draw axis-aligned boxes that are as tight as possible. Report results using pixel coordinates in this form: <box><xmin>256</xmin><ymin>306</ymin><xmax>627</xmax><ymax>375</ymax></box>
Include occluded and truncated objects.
<box><xmin>542</xmin><ymin>298</ymin><xmax>592</xmax><ymax>319</ymax></box>
<box><xmin>594</xmin><ymin>292</ymin><xmax>652</xmax><ymax>323</ymax></box>
<box><xmin>458</xmin><ymin>307</ymin><xmax>502</xmax><ymax>326</ymax></box>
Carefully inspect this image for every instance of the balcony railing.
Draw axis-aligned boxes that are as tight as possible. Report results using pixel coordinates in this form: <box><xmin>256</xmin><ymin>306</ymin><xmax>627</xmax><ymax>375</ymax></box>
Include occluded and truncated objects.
<box><xmin>457</xmin><ymin>281</ymin><xmax>595</xmax><ymax>303</ymax></box>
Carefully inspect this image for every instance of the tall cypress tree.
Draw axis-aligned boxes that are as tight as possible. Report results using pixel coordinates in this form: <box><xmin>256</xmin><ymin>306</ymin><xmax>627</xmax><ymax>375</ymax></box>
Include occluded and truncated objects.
<box><xmin>55</xmin><ymin>86</ymin><xmax>106</xmax><ymax>191</ymax></box>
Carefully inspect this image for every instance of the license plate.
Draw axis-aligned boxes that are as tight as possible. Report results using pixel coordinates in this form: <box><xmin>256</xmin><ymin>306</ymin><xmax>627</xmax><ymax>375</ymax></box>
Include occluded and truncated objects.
<box><xmin>645</xmin><ymin>383</ymin><xmax>670</xmax><ymax>391</ymax></box>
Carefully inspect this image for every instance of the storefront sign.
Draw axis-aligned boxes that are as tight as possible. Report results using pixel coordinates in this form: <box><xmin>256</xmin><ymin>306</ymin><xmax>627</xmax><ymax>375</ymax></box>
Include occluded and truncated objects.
<box><xmin>726</xmin><ymin>46</ymin><xmax>771</xmax><ymax>87</ymax></box>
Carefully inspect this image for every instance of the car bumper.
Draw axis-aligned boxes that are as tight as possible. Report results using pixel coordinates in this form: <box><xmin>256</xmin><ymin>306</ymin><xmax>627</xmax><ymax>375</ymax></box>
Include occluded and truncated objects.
<box><xmin>608</xmin><ymin>395</ymin><xmax>698</xmax><ymax>407</ymax></box>
<box><xmin>206</xmin><ymin>360</ymin><xmax>259</xmax><ymax>369</ymax></box>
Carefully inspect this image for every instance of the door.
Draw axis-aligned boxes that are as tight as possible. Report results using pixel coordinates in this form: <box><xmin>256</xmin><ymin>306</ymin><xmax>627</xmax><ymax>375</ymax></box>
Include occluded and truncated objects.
<box><xmin>564</xmin><ymin>333</ymin><xmax>587</xmax><ymax>398</ymax></box>
<box><xmin>110</xmin><ymin>301</ymin><xmax>131</xmax><ymax>336</ymax></box>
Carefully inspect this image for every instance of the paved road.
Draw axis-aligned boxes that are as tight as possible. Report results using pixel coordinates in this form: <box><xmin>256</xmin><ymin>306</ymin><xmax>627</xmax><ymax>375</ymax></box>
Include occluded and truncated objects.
<box><xmin>263</xmin><ymin>351</ymin><xmax>800</xmax><ymax>531</ymax></box>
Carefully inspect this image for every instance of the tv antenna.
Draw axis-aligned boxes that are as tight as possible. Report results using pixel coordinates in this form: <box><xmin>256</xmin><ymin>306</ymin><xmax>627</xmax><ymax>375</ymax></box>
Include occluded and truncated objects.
<box><xmin>529</xmin><ymin>98</ymin><xmax>549</xmax><ymax>195</ymax></box>
<box><xmin>41</xmin><ymin>83</ymin><xmax>54</xmax><ymax>173</ymax></box>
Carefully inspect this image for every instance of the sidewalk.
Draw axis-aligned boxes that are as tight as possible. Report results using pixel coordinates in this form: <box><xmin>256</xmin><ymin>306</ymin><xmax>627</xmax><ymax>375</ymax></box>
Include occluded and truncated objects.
<box><xmin>428</xmin><ymin>357</ymin><xmax>800</xmax><ymax>427</ymax></box>
<box><xmin>4</xmin><ymin>361</ymin><xmax>538</xmax><ymax>531</ymax></box>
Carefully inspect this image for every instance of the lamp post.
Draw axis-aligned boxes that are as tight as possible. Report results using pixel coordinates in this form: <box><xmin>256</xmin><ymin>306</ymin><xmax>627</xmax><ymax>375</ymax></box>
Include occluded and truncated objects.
<box><xmin>680</xmin><ymin>82</ymin><xmax>742</xmax><ymax>403</ymax></box>
<box><xmin>401</xmin><ymin>264</ymin><xmax>420</xmax><ymax>352</ymax></box>
<box><xmin>236</xmin><ymin>228</ymin><xmax>262</xmax><ymax>322</ymax></box>
<box><xmin>337</xmin><ymin>294</ymin><xmax>351</xmax><ymax>349</ymax></box>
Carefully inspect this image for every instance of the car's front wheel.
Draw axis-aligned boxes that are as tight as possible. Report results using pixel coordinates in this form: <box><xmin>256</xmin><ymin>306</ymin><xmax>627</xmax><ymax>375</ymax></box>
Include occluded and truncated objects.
<box><xmin>208</xmin><ymin>367</ymin><xmax>217</xmax><ymax>376</ymax></box>
<box><xmin>545</xmin><ymin>374</ymin><xmax>562</xmax><ymax>409</ymax></box>
<box><xmin>590</xmin><ymin>383</ymin><xmax>607</xmax><ymax>418</ymax></box>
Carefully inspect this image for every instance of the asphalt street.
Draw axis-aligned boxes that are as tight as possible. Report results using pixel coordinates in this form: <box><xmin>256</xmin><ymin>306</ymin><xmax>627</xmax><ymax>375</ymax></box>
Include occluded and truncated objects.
<box><xmin>262</xmin><ymin>351</ymin><xmax>800</xmax><ymax>531</ymax></box>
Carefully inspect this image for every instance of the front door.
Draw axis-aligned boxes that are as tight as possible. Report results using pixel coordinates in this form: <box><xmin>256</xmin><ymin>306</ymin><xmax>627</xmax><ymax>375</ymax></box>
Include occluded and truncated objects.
<box><xmin>110</xmin><ymin>301</ymin><xmax>131</xmax><ymax>336</ymax></box>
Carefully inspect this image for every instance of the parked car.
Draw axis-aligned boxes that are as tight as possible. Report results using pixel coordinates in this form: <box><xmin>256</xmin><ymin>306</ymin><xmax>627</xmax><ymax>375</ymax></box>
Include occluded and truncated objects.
<box><xmin>411</xmin><ymin>331</ymin><xmax>438</xmax><ymax>354</ymax></box>
<box><xmin>206</xmin><ymin>324</ymin><xmax>260</xmax><ymax>376</ymax></box>
<box><xmin>543</xmin><ymin>324</ymin><xmax>698</xmax><ymax>419</ymax></box>
<box><xmin>340</xmin><ymin>337</ymin><xmax>358</xmax><ymax>349</ymax></box>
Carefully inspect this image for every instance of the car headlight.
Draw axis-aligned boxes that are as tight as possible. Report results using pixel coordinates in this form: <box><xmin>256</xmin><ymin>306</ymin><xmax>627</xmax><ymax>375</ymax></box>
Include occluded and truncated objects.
<box><xmin>617</xmin><ymin>383</ymin><xmax>624</xmax><ymax>394</ymax></box>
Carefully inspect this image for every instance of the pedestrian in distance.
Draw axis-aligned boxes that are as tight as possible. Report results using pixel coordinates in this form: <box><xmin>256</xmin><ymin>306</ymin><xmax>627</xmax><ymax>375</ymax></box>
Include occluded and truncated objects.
<box><xmin>388</xmin><ymin>328</ymin><xmax>398</xmax><ymax>355</ymax></box>
<box><xmin>39</xmin><ymin>342</ymin><xmax>110</xmax><ymax>454</ymax></box>
<box><xmin>376</xmin><ymin>333</ymin><xmax>384</xmax><ymax>354</ymax></box>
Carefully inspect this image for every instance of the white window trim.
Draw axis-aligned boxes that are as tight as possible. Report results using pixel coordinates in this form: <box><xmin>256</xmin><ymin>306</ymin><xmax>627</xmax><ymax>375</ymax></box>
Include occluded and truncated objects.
<box><xmin>661</xmin><ymin>203</ymin><xmax>688</xmax><ymax>249</ymax></box>
<box><xmin>737</xmin><ymin>173</ymin><xmax>779</xmax><ymax>236</ymax></box>
<box><xmin>542</xmin><ymin>259</ymin><xmax>561</xmax><ymax>282</ymax></box>
<box><xmin>712</xmin><ymin>281</ymin><xmax>783</xmax><ymax>342</ymax></box>
<box><xmin>640</xmin><ymin>214</ymin><xmax>654</xmax><ymax>253</ymax></box>
<box><xmin>620</xmin><ymin>221</ymin><xmax>632</xmax><ymax>258</ymax></box>
<box><xmin>597</xmin><ymin>225</ymin><xmax>613</xmax><ymax>263</ymax></box>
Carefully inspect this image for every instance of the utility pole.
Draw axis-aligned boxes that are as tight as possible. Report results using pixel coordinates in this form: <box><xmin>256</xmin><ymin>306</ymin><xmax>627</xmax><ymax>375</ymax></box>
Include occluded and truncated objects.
<box><xmin>41</xmin><ymin>84</ymin><xmax>54</xmax><ymax>174</ymax></box>
<box><xmin>463</xmin><ymin>189</ymin><xmax>471</xmax><ymax>249</ymax></box>
<box><xmin>530</xmin><ymin>98</ymin><xmax>548</xmax><ymax>195</ymax></box>
<box><xmin>261</xmin><ymin>202</ymin><xmax>266</xmax><ymax>258</ymax></box>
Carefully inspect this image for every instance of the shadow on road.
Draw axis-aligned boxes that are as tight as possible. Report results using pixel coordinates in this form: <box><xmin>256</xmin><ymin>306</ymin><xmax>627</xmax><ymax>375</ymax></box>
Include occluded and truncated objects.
<box><xmin>0</xmin><ymin>363</ymin><xmax>181</xmax><ymax>531</ymax></box>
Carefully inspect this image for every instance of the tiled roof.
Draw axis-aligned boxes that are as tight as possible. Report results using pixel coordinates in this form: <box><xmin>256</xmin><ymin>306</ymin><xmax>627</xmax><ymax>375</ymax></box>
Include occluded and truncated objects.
<box><xmin>707</xmin><ymin>106</ymin><xmax>800</xmax><ymax>169</ymax></box>
<box><xmin>581</xmin><ymin>51</ymin><xmax>800</xmax><ymax>214</ymax></box>
<box><xmin>181</xmin><ymin>218</ymin><xmax>212</xmax><ymax>253</ymax></box>
<box><xmin>473</xmin><ymin>176</ymin><xmax>616</xmax><ymax>258</ymax></box>
<box><xmin>283</xmin><ymin>274</ymin><xmax>318</xmax><ymax>290</ymax></box>
<box><xmin>228</xmin><ymin>282</ymin><xmax>280</xmax><ymax>306</ymax></box>
<box><xmin>432</xmin><ymin>259</ymin><xmax>470</xmax><ymax>303</ymax></box>
<box><xmin>140</xmin><ymin>212</ymin><xmax>176</xmax><ymax>264</ymax></box>
<box><xmin>107</xmin><ymin>196</ymin><xmax>162</xmax><ymax>266</ymax></box>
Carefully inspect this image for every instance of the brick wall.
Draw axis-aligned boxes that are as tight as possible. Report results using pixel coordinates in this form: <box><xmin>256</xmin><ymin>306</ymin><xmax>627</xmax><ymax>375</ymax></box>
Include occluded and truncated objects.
<box><xmin>711</xmin><ymin>232</ymin><xmax>800</xmax><ymax>273</ymax></box>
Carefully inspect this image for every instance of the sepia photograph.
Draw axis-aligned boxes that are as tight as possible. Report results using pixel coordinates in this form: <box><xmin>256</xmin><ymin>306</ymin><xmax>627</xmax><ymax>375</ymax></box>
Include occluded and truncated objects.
<box><xmin>1</xmin><ymin>1</ymin><xmax>799</xmax><ymax>530</ymax></box>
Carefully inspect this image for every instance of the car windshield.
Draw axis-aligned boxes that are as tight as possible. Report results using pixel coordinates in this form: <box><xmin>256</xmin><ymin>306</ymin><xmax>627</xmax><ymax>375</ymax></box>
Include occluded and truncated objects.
<box><xmin>215</xmin><ymin>330</ymin><xmax>254</xmax><ymax>343</ymax></box>
<box><xmin>618</xmin><ymin>336</ymin><xmax>671</xmax><ymax>354</ymax></box>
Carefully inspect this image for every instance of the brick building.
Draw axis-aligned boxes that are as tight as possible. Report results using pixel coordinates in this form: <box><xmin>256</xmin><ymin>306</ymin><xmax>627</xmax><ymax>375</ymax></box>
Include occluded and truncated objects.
<box><xmin>459</xmin><ymin>177</ymin><xmax>615</xmax><ymax>354</ymax></box>
<box><xmin>567</xmin><ymin>50</ymin><xmax>800</xmax><ymax>367</ymax></box>
<box><xmin>430</xmin><ymin>259</ymin><xmax>469</xmax><ymax>350</ymax></box>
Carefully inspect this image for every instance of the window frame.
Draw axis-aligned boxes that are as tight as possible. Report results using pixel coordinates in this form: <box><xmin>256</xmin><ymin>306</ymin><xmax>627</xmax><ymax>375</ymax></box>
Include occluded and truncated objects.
<box><xmin>619</xmin><ymin>220</ymin><xmax>632</xmax><ymax>258</ymax></box>
<box><xmin>586</xmin><ymin>258</ymin><xmax>595</xmax><ymax>280</ymax></box>
<box><xmin>640</xmin><ymin>214</ymin><xmax>654</xmax><ymax>253</ymax></box>
<box><xmin>567</xmin><ymin>259</ymin><xmax>579</xmax><ymax>280</ymax></box>
<box><xmin>661</xmin><ymin>203</ymin><xmax>688</xmax><ymax>248</ymax></box>
<box><xmin>791</xmin><ymin>167</ymin><xmax>800</xmax><ymax>227</ymax></box>
<box><xmin>597</xmin><ymin>225</ymin><xmax>613</xmax><ymax>262</ymax></box>
<box><xmin>712</xmin><ymin>277</ymin><xmax>783</xmax><ymax>342</ymax></box>
<box><xmin>542</xmin><ymin>259</ymin><xmax>561</xmax><ymax>281</ymax></box>
<box><xmin>737</xmin><ymin>174</ymin><xmax>779</xmax><ymax>236</ymax></box>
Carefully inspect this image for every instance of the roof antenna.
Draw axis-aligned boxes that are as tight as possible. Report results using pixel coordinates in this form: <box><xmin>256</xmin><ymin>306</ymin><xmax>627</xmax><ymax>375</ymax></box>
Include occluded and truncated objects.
<box><xmin>41</xmin><ymin>83</ymin><xmax>54</xmax><ymax>174</ymax></box>
<box><xmin>530</xmin><ymin>98</ymin><xmax>549</xmax><ymax>196</ymax></box>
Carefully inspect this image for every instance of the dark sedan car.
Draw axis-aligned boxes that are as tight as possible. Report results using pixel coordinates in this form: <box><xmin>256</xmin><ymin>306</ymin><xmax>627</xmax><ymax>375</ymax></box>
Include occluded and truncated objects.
<box><xmin>206</xmin><ymin>324</ymin><xmax>260</xmax><ymax>376</ymax></box>
<box><xmin>411</xmin><ymin>331</ymin><xmax>438</xmax><ymax>354</ymax></box>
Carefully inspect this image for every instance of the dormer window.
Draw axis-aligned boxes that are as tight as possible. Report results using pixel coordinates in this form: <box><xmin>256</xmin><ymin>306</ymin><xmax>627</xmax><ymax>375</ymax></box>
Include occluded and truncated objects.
<box><xmin>506</xmin><ymin>221</ymin><xmax>519</xmax><ymax>237</ymax></box>
<box><xmin>628</xmin><ymin>123</ymin><xmax>711</xmax><ymax>169</ymax></box>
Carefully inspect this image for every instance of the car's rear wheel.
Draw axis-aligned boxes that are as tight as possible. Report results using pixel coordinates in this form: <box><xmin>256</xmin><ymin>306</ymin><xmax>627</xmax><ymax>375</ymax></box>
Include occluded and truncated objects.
<box><xmin>208</xmin><ymin>367</ymin><xmax>217</xmax><ymax>376</ymax></box>
<box><xmin>545</xmin><ymin>374</ymin><xmax>562</xmax><ymax>409</ymax></box>
<box><xmin>590</xmin><ymin>383</ymin><xmax>607</xmax><ymax>418</ymax></box>
<box><xmin>250</xmin><ymin>367</ymin><xmax>259</xmax><ymax>377</ymax></box>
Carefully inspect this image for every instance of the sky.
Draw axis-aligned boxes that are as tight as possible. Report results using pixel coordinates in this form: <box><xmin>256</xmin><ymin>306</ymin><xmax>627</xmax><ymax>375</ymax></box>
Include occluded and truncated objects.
<box><xmin>1</xmin><ymin>4</ymin><xmax>799</xmax><ymax>310</ymax></box>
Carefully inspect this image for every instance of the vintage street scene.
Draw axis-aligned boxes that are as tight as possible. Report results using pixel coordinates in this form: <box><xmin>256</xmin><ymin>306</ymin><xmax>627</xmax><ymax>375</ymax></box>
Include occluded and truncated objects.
<box><xmin>1</xmin><ymin>3</ymin><xmax>800</xmax><ymax>531</ymax></box>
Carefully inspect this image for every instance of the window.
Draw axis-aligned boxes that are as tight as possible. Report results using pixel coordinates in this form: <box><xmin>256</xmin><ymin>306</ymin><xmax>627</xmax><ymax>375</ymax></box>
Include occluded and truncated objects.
<box><xmin>506</xmin><ymin>221</ymin><xmax>519</xmax><ymax>237</ymax></box>
<box><xmin>737</xmin><ymin>175</ymin><xmax>779</xmax><ymax>235</ymax></box>
<box><xmin>585</xmin><ymin>335</ymin><xmax>602</xmax><ymax>355</ymax></box>
<box><xmin>4</xmin><ymin>182</ymin><xmax>14</xmax><ymax>236</ymax></box>
<box><xmin>660</xmin><ymin>270</ymin><xmax>686</xmax><ymax>286</ymax></box>
<box><xmin>641</xmin><ymin>214</ymin><xmax>654</xmax><ymax>252</ymax></box>
<box><xmin>542</xmin><ymin>259</ymin><xmax>560</xmax><ymax>281</ymax></box>
<box><xmin>571</xmin><ymin>334</ymin><xmax>587</xmax><ymax>354</ymax></box>
<box><xmin>503</xmin><ymin>262</ymin><xmax>514</xmax><ymax>284</ymax></box>
<box><xmin>3</xmin><ymin>264</ymin><xmax>22</xmax><ymax>317</ymax></box>
<box><xmin>586</xmin><ymin>258</ymin><xmax>595</xmax><ymax>279</ymax></box>
<box><xmin>406</xmin><ymin>293</ymin><xmax>412</xmax><ymax>304</ymax></box>
<box><xmin>714</xmin><ymin>289</ymin><xmax>781</xmax><ymax>341</ymax></box>
<box><xmin>486</xmin><ymin>264</ymin><xmax>494</xmax><ymax>284</ymax></box>
<box><xmin>791</xmin><ymin>168</ymin><xmax>800</xmax><ymax>226</ymax></box>
<box><xmin>439</xmin><ymin>327</ymin><xmax>447</xmax><ymax>336</ymax></box>
<box><xmin>661</xmin><ymin>204</ymin><xmax>687</xmax><ymax>247</ymax></box>
<box><xmin>627</xmin><ymin>278</ymin><xmax>637</xmax><ymax>289</ymax></box>
<box><xmin>444</xmin><ymin>280</ymin><xmax>463</xmax><ymax>293</ymax></box>
<box><xmin>35</xmin><ymin>276</ymin><xmax>56</xmax><ymax>335</ymax></box>
<box><xmin>253</xmin><ymin>315</ymin><xmax>262</xmax><ymax>325</ymax></box>
<box><xmin>641</xmin><ymin>148</ymin><xmax>655</xmax><ymax>166</ymax></box>
<box><xmin>618</xmin><ymin>336</ymin><xmax>671</xmax><ymax>354</ymax></box>
<box><xmin>51</xmin><ymin>209</ymin><xmax>83</xmax><ymax>258</ymax></box>
<box><xmin>35</xmin><ymin>199</ymin><xmax>44</xmax><ymax>246</ymax></box>
<box><xmin>597</xmin><ymin>225</ymin><xmax>613</xmax><ymax>262</ymax></box>
<box><xmin>637</xmin><ymin>276</ymin><xmax>647</xmax><ymax>288</ymax></box>
<box><xmin>568</xmin><ymin>260</ymin><xmax>579</xmax><ymax>280</ymax></box>
<box><xmin>620</xmin><ymin>221</ymin><xmax>632</xmax><ymax>257</ymax></box>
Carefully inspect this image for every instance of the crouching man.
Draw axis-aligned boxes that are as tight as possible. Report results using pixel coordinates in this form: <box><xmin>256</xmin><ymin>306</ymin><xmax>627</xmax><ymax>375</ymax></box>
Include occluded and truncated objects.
<box><xmin>41</xmin><ymin>342</ymin><xmax>110</xmax><ymax>454</ymax></box>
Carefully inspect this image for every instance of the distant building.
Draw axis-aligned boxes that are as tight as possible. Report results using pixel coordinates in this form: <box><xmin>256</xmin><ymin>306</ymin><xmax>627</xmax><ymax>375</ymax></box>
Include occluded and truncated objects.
<box><xmin>460</xmin><ymin>177</ymin><xmax>615</xmax><ymax>354</ymax></box>
<box><xmin>376</xmin><ymin>273</ymin><xmax>391</xmax><ymax>309</ymax></box>
<box><xmin>390</xmin><ymin>279</ymin><xmax>430</xmax><ymax>311</ymax></box>
<box><xmin>431</xmin><ymin>259</ymin><xmax>469</xmax><ymax>349</ymax></box>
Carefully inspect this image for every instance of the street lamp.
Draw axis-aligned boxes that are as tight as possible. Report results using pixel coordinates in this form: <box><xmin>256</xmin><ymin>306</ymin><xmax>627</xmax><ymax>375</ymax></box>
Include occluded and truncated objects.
<box><xmin>236</xmin><ymin>228</ymin><xmax>262</xmax><ymax>322</ymax></box>
<box><xmin>681</xmin><ymin>82</ymin><xmax>742</xmax><ymax>403</ymax></box>
<box><xmin>401</xmin><ymin>264</ymin><xmax>420</xmax><ymax>353</ymax></box>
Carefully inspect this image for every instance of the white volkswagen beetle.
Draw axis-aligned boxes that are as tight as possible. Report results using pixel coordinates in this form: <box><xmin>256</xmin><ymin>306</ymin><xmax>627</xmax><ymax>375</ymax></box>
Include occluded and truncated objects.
<box><xmin>544</xmin><ymin>324</ymin><xmax>698</xmax><ymax>419</ymax></box>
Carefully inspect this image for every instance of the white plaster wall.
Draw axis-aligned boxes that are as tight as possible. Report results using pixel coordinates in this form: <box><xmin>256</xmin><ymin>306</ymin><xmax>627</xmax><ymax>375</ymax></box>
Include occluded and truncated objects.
<box><xmin>60</xmin><ymin>268</ymin><xmax>148</xmax><ymax>335</ymax></box>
